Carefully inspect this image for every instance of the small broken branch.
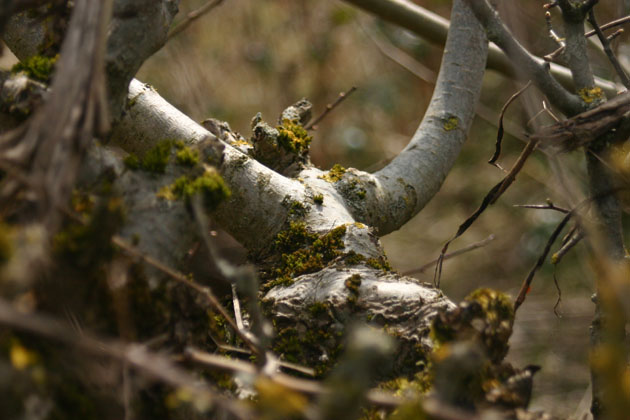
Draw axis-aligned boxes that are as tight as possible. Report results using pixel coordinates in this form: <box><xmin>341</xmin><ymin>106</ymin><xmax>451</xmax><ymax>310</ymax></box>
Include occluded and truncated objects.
<box><xmin>403</xmin><ymin>234</ymin><xmax>495</xmax><ymax>276</ymax></box>
<box><xmin>168</xmin><ymin>0</ymin><xmax>225</xmax><ymax>40</ymax></box>
<box><xmin>304</xmin><ymin>87</ymin><xmax>357</xmax><ymax>131</ymax></box>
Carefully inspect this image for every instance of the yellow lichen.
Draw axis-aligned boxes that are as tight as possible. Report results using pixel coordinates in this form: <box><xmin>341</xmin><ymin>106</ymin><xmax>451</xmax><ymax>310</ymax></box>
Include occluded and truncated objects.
<box><xmin>443</xmin><ymin>116</ymin><xmax>459</xmax><ymax>131</ymax></box>
<box><xmin>578</xmin><ymin>87</ymin><xmax>605</xmax><ymax>104</ymax></box>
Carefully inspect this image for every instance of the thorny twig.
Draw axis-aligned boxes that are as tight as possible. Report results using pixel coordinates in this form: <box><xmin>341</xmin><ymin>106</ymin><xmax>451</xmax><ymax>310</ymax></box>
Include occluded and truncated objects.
<box><xmin>304</xmin><ymin>87</ymin><xmax>357</xmax><ymax>131</ymax></box>
<box><xmin>168</xmin><ymin>0</ymin><xmax>225</xmax><ymax>39</ymax></box>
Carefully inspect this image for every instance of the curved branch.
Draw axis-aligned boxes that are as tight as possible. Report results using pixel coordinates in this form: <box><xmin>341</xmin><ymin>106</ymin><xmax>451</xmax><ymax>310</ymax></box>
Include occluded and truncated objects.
<box><xmin>337</xmin><ymin>0</ymin><xmax>487</xmax><ymax>235</ymax></box>
<box><xmin>342</xmin><ymin>0</ymin><xmax>618</xmax><ymax>97</ymax></box>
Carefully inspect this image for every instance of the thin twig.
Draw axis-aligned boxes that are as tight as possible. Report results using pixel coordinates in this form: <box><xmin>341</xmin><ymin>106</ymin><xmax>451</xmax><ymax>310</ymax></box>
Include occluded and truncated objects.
<box><xmin>488</xmin><ymin>81</ymin><xmax>532</xmax><ymax>167</ymax></box>
<box><xmin>585</xmin><ymin>15</ymin><xmax>630</xmax><ymax>38</ymax></box>
<box><xmin>402</xmin><ymin>234</ymin><xmax>495</xmax><ymax>276</ymax></box>
<box><xmin>304</xmin><ymin>87</ymin><xmax>357</xmax><ymax>131</ymax></box>
<box><xmin>184</xmin><ymin>347</ymin><xmax>402</xmax><ymax>408</ymax></box>
<box><xmin>514</xmin><ymin>210</ymin><xmax>573</xmax><ymax>312</ymax></box>
<box><xmin>0</xmin><ymin>297</ymin><xmax>249</xmax><ymax>419</ymax></box>
<box><xmin>168</xmin><ymin>0</ymin><xmax>225</xmax><ymax>40</ymax></box>
<box><xmin>553</xmin><ymin>267</ymin><xmax>562</xmax><ymax>317</ymax></box>
<box><xmin>111</xmin><ymin>235</ymin><xmax>262</xmax><ymax>356</ymax></box>
<box><xmin>552</xmin><ymin>228</ymin><xmax>585</xmax><ymax>265</ymax></box>
<box><xmin>513</xmin><ymin>200</ymin><xmax>570</xmax><ymax>213</ymax></box>
<box><xmin>587</xmin><ymin>10</ymin><xmax>630</xmax><ymax>89</ymax></box>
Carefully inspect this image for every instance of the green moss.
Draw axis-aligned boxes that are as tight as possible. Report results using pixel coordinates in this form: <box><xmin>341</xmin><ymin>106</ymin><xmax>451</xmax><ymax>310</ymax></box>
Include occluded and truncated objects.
<box><xmin>345</xmin><ymin>274</ymin><xmax>361</xmax><ymax>306</ymax></box>
<box><xmin>366</xmin><ymin>257</ymin><xmax>392</xmax><ymax>271</ymax></box>
<box><xmin>123</xmin><ymin>154</ymin><xmax>140</xmax><ymax>170</ymax></box>
<box><xmin>265</xmin><ymin>223</ymin><xmax>347</xmax><ymax>290</ymax></box>
<box><xmin>355</xmin><ymin>189</ymin><xmax>366</xmax><ymax>199</ymax></box>
<box><xmin>276</xmin><ymin>119</ymin><xmax>312</xmax><ymax>155</ymax></box>
<box><xmin>313</xmin><ymin>194</ymin><xmax>324</xmax><ymax>205</ymax></box>
<box><xmin>288</xmin><ymin>200</ymin><xmax>307</xmax><ymax>217</ymax></box>
<box><xmin>272</xmin><ymin>324</ymin><xmax>343</xmax><ymax>377</ymax></box>
<box><xmin>0</xmin><ymin>222</ymin><xmax>13</xmax><ymax>264</ymax></box>
<box><xmin>125</xmin><ymin>140</ymin><xmax>178</xmax><ymax>173</ymax></box>
<box><xmin>430</xmin><ymin>288</ymin><xmax>514</xmax><ymax>364</ymax></box>
<box><xmin>53</xmin><ymin>197</ymin><xmax>126</xmax><ymax>266</ymax></box>
<box><xmin>319</xmin><ymin>164</ymin><xmax>346</xmax><ymax>183</ymax></box>
<box><xmin>162</xmin><ymin>169</ymin><xmax>231</xmax><ymax>211</ymax></box>
<box><xmin>308</xmin><ymin>301</ymin><xmax>330</xmax><ymax>317</ymax></box>
<box><xmin>11</xmin><ymin>54</ymin><xmax>59</xmax><ymax>83</ymax></box>
<box><xmin>174</xmin><ymin>144</ymin><xmax>200</xmax><ymax>167</ymax></box>
<box><xmin>141</xmin><ymin>140</ymin><xmax>174</xmax><ymax>173</ymax></box>
<box><xmin>443</xmin><ymin>116</ymin><xmax>459</xmax><ymax>131</ymax></box>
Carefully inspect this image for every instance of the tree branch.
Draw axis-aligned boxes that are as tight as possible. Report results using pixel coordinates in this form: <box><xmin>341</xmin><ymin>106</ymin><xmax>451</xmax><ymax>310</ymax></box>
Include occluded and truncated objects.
<box><xmin>342</xmin><ymin>0</ymin><xmax>618</xmax><ymax>97</ymax></box>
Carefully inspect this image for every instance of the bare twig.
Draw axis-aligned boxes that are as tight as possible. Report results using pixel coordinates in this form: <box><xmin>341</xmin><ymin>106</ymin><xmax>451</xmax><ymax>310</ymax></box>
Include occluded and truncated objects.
<box><xmin>403</xmin><ymin>234</ymin><xmax>495</xmax><ymax>276</ymax></box>
<box><xmin>587</xmin><ymin>10</ymin><xmax>630</xmax><ymax>89</ymax></box>
<box><xmin>168</xmin><ymin>0</ymin><xmax>225</xmax><ymax>40</ymax></box>
<box><xmin>304</xmin><ymin>87</ymin><xmax>357</xmax><ymax>131</ymax></box>
<box><xmin>585</xmin><ymin>15</ymin><xmax>630</xmax><ymax>38</ymax></box>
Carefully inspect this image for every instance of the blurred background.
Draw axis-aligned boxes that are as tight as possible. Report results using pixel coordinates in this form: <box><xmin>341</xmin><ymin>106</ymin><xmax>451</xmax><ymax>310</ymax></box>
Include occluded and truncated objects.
<box><xmin>4</xmin><ymin>0</ymin><xmax>630</xmax><ymax>417</ymax></box>
<box><xmin>136</xmin><ymin>0</ymin><xmax>630</xmax><ymax>416</ymax></box>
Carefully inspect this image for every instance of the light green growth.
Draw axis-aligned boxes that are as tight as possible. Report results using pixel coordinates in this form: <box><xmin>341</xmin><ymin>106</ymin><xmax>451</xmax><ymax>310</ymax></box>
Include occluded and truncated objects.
<box><xmin>355</xmin><ymin>189</ymin><xmax>366</xmax><ymax>199</ymax></box>
<box><xmin>380</xmin><ymin>370</ymin><xmax>433</xmax><ymax>397</ymax></box>
<box><xmin>277</xmin><ymin>119</ymin><xmax>312</xmax><ymax>155</ymax></box>
<box><xmin>443</xmin><ymin>116</ymin><xmax>459</xmax><ymax>131</ymax></box>
<box><xmin>353</xmin><ymin>222</ymin><xmax>366</xmax><ymax>229</ymax></box>
<box><xmin>265</xmin><ymin>223</ymin><xmax>346</xmax><ymax>290</ymax></box>
<box><xmin>313</xmin><ymin>194</ymin><xmax>324</xmax><ymax>205</ymax></box>
<box><xmin>319</xmin><ymin>164</ymin><xmax>346</xmax><ymax>183</ymax></box>
<box><xmin>163</xmin><ymin>169</ymin><xmax>231</xmax><ymax>211</ymax></box>
<box><xmin>578</xmin><ymin>87</ymin><xmax>605</xmax><ymax>104</ymax></box>
<box><xmin>174</xmin><ymin>142</ymin><xmax>200</xmax><ymax>166</ymax></box>
<box><xmin>11</xmin><ymin>54</ymin><xmax>59</xmax><ymax>82</ymax></box>
<box><xmin>0</xmin><ymin>222</ymin><xmax>13</xmax><ymax>264</ymax></box>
